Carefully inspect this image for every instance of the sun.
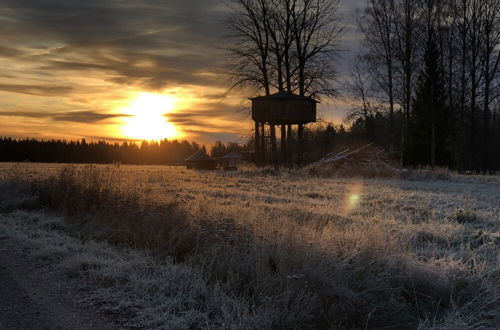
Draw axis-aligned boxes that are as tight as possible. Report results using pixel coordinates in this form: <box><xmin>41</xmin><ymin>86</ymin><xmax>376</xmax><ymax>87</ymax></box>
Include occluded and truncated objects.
<box><xmin>121</xmin><ymin>92</ymin><xmax>180</xmax><ymax>141</ymax></box>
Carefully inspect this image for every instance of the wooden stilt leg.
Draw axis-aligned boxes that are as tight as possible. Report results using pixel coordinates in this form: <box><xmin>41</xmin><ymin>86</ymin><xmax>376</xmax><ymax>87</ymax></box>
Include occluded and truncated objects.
<box><xmin>298</xmin><ymin>123</ymin><xmax>304</xmax><ymax>166</ymax></box>
<box><xmin>281</xmin><ymin>124</ymin><xmax>286</xmax><ymax>165</ymax></box>
<box><xmin>260</xmin><ymin>123</ymin><xmax>266</xmax><ymax>165</ymax></box>
<box><xmin>287</xmin><ymin>124</ymin><xmax>292</xmax><ymax>167</ymax></box>
<box><xmin>270</xmin><ymin>124</ymin><xmax>277</xmax><ymax>166</ymax></box>
<box><xmin>255</xmin><ymin>121</ymin><xmax>260</xmax><ymax>166</ymax></box>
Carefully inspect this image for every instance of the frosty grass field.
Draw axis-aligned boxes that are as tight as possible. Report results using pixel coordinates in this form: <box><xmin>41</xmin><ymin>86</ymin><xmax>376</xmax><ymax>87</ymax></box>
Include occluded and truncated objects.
<box><xmin>0</xmin><ymin>163</ymin><xmax>499</xmax><ymax>329</ymax></box>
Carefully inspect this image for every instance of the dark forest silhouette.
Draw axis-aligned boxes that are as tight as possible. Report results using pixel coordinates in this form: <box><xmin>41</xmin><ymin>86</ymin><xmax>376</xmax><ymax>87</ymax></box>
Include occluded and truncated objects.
<box><xmin>347</xmin><ymin>0</ymin><xmax>500</xmax><ymax>173</ymax></box>
<box><xmin>0</xmin><ymin>124</ymin><xmax>347</xmax><ymax>165</ymax></box>
<box><xmin>0</xmin><ymin>138</ymin><xmax>201</xmax><ymax>165</ymax></box>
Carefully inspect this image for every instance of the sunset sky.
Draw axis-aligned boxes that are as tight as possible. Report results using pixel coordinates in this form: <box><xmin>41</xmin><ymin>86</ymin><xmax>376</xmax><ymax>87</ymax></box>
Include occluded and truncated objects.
<box><xmin>0</xmin><ymin>0</ymin><xmax>361</xmax><ymax>144</ymax></box>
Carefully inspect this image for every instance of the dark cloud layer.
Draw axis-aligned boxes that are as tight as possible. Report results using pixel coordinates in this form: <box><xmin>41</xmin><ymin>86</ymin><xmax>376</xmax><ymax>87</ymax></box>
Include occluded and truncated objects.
<box><xmin>0</xmin><ymin>110</ymin><xmax>129</xmax><ymax>123</ymax></box>
<box><xmin>166</xmin><ymin>101</ymin><xmax>249</xmax><ymax>128</ymax></box>
<box><xmin>0</xmin><ymin>45</ymin><xmax>24</xmax><ymax>57</ymax></box>
<box><xmin>0</xmin><ymin>83</ymin><xmax>72</xmax><ymax>96</ymax></box>
<box><xmin>52</xmin><ymin>111</ymin><xmax>130</xmax><ymax>123</ymax></box>
<box><xmin>0</xmin><ymin>0</ymin><xmax>227</xmax><ymax>90</ymax></box>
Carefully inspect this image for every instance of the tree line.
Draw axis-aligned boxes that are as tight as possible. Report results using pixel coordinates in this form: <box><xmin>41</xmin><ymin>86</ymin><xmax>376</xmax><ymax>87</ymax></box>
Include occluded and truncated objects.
<box><xmin>225</xmin><ymin>0</ymin><xmax>500</xmax><ymax>172</ymax></box>
<box><xmin>347</xmin><ymin>0</ymin><xmax>500</xmax><ymax>172</ymax></box>
<box><xmin>1</xmin><ymin>124</ymin><xmax>375</xmax><ymax>166</ymax></box>
<box><xmin>0</xmin><ymin>138</ymin><xmax>202</xmax><ymax>165</ymax></box>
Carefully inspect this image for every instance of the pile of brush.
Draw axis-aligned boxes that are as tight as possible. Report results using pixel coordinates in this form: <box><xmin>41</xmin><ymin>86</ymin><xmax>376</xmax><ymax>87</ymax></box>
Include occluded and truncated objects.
<box><xmin>308</xmin><ymin>143</ymin><xmax>400</xmax><ymax>178</ymax></box>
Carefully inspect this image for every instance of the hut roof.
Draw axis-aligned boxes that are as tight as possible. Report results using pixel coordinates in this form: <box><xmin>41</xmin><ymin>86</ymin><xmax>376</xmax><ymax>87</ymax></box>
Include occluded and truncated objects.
<box><xmin>185</xmin><ymin>149</ymin><xmax>215</xmax><ymax>162</ymax></box>
<box><xmin>221</xmin><ymin>151</ymin><xmax>246</xmax><ymax>160</ymax></box>
<box><xmin>249</xmin><ymin>90</ymin><xmax>318</xmax><ymax>102</ymax></box>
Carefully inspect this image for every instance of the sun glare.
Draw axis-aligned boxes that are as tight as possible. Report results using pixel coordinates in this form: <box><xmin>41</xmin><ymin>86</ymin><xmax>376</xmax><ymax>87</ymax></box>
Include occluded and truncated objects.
<box><xmin>349</xmin><ymin>194</ymin><xmax>360</xmax><ymax>205</ymax></box>
<box><xmin>344</xmin><ymin>182</ymin><xmax>363</xmax><ymax>213</ymax></box>
<box><xmin>121</xmin><ymin>92</ymin><xmax>180</xmax><ymax>141</ymax></box>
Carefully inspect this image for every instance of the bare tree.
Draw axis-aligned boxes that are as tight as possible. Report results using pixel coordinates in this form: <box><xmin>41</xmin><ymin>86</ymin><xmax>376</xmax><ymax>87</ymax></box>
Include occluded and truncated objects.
<box><xmin>355</xmin><ymin>0</ymin><xmax>500</xmax><ymax>171</ymax></box>
<box><xmin>225</xmin><ymin>0</ymin><xmax>344</xmax><ymax>165</ymax></box>
<box><xmin>288</xmin><ymin>0</ymin><xmax>344</xmax><ymax>163</ymax></box>
<box><xmin>346</xmin><ymin>56</ymin><xmax>383</xmax><ymax>121</ymax></box>
<box><xmin>479</xmin><ymin>0</ymin><xmax>500</xmax><ymax>172</ymax></box>
<box><xmin>266</xmin><ymin>0</ymin><xmax>294</xmax><ymax>92</ymax></box>
<box><xmin>290</xmin><ymin>0</ymin><xmax>344</xmax><ymax>98</ymax></box>
<box><xmin>437</xmin><ymin>0</ymin><xmax>460</xmax><ymax>167</ymax></box>
<box><xmin>467</xmin><ymin>0</ymin><xmax>485</xmax><ymax>170</ymax></box>
<box><xmin>225</xmin><ymin>0</ymin><xmax>344</xmax><ymax>98</ymax></box>
<box><xmin>393</xmin><ymin>0</ymin><xmax>419</xmax><ymax>166</ymax></box>
<box><xmin>224</xmin><ymin>0</ymin><xmax>273</xmax><ymax>164</ymax></box>
<box><xmin>225</xmin><ymin>0</ymin><xmax>273</xmax><ymax>96</ymax></box>
<box><xmin>359</xmin><ymin>0</ymin><xmax>396</xmax><ymax>138</ymax></box>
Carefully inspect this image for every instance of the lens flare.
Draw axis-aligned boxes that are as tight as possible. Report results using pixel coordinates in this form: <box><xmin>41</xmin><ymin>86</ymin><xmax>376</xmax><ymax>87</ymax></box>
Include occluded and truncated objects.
<box><xmin>344</xmin><ymin>182</ymin><xmax>363</xmax><ymax>212</ymax></box>
<box><xmin>349</xmin><ymin>194</ymin><xmax>360</xmax><ymax>205</ymax></box>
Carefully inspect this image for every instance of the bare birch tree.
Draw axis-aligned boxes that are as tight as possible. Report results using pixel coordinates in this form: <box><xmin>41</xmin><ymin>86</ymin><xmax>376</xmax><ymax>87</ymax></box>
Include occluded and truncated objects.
<box><xmin>225</xmin><ymin>0</ymin><xmax>344</xmax><ymax>98</ymax></box>
<box><xmin>345</xmin><ymin>55</ymin><xmax>384</xmax><ymax>140</ymax></box>
<box><xmin>394</xmin><ymin>0</ymin><xmax>419</xmax><ymax>166</ymax></box>
<box><xmin>225</xmin><ymin>0</ymin><xmax>272</xmax><ymax>96</ymax></box>
<box><xmin>359</xmin><ymin>0</ymin><xmax>396</xmax><ymax>137</ymax></box>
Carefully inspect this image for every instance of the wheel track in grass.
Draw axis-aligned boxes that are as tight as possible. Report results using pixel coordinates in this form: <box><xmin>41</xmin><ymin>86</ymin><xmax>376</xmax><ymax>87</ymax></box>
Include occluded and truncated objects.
<box><xmin>0</xmin><ymin>237</ymin><xmax>117</xmax><ymax>330</ymax></box>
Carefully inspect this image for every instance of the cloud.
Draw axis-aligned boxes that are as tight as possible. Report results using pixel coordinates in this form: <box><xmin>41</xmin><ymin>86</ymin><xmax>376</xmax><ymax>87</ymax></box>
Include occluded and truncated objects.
<box><xmin>200</xmin><ymin>92</ymin><xmax>230</xmax><ymax>100</ymax></box>
<box><xmin>0</xmin><ymin>84</ymin><xmax>72</xmax><ymax>96</ymax></box>
<box><xmin>0</xmin><ymin>111</ymin><xmax>50</xmax><ymax>118</ymax></box>
<box><xmin>167</xmin><ymin>104</ymin><xmax>248</xmax><ymax>128</ymax></box>
<box><xmin>52</xmin><ymin>111</ymin><xmax>130</xmax><ymax>123</ymax></box>
<box><xmin>1</xmin><ymin>0</ymin><xmax>228</xmax><ymax>90</ymax></box>
<box><xmin>0</xmin><ymin>46</ymin><xmax>24</xmax><ymax>57</ymax></box>
<box><xmin>0</xmin><ymin>110</ymin><xmax>129</xmax><ymax>123</ymax></box>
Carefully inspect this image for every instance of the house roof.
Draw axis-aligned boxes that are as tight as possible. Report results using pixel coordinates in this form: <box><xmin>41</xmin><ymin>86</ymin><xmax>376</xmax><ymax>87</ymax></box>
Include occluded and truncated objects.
<box><xmin>185</xmin><ymin>149</ymin><xmax>215</xmax><ymax>162</ymax></box>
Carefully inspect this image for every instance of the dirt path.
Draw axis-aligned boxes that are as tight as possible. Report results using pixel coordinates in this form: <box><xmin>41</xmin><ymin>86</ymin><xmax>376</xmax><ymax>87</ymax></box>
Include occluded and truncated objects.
<box><xmin>0</xmin><ymin>237</ymin><xmax>116</xmax><ymax>330</ymax></box>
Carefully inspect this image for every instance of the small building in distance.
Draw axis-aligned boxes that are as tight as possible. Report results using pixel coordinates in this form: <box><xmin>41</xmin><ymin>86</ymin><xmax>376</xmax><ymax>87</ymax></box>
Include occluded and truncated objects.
<box><xmin>221</xmin><ymin>151</ymin><xmax>246</xmax><ymax>170</ymax></box>
<box><xmin>185</xmin><ymin>149</ymin><xmax>217</xmax><ymax>170</ymax></box>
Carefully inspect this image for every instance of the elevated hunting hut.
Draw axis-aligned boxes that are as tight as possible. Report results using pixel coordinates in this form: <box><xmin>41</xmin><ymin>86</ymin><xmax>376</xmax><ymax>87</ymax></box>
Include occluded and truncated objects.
<box><xmin>185</xmin><ymin>149</ymin><xmax>216</xmax><ymax>170</ymax></box>
<box><xmin>250</xmin><ymin>91</ymin><xmax>317</xmax><ymax>166</ymax></box>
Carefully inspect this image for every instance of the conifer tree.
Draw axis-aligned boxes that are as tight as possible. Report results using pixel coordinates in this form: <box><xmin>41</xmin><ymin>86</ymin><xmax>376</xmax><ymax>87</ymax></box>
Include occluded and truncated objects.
<box><xmin>410</xmin><ymin>37</ymin><xmax>451</xmax><ymax>167</ymax></box>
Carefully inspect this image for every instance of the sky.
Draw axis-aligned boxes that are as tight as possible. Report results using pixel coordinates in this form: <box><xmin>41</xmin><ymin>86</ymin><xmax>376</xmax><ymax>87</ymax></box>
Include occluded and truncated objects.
<box><xmin>0</xmin><ymin>0</ymin><xmax>363</xmax><ymax>144</ymax></box>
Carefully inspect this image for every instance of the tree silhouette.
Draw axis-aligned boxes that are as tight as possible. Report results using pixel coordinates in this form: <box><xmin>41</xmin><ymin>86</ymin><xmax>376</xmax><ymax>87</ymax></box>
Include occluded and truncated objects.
<box><xmin>0</xmin><ymin>138</ymin><xmax>203</xmax><ymax>165</ymax></box>
<box><xmin>410</xmin><ymin>37</ymin><xmax>450</xmax><ymax>167</ymax></box>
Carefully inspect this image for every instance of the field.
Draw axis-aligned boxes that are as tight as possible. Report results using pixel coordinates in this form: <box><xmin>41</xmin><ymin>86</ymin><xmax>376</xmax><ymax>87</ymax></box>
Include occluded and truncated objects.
<box><xmin>0</xmin><ymin>163</ymin><xmax>499</xmax><ymax>329</ymax></box>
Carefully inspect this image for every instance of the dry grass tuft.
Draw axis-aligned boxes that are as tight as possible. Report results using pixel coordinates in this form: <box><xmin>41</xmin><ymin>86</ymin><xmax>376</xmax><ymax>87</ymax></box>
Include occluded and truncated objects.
<box><xmin>28</xmin><ymin>166</ymin><xmax>194</xmax><ymax>257</ymax></box>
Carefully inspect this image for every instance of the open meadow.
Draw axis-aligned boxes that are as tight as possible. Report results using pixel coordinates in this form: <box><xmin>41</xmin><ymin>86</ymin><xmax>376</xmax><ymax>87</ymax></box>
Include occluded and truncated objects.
<box><xmin>0</xmin><ymin>163</ymin><xmax>499</xmax><ymax>329</ymax></box>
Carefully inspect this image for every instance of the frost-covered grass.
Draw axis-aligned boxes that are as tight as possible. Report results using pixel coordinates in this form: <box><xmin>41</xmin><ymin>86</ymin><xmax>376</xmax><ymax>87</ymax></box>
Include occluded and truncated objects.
<box><xmin>0</xmin><ymin>163</ymin><xmax>499</xmax><ymax>329</ymax></box>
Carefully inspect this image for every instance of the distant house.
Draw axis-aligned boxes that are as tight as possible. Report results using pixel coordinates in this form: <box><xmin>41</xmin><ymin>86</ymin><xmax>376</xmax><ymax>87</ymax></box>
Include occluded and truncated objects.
<box><xmin>221</xmin><ymin>151</ymin><xmax>246</xmax><ymax>170</ymax></box>
<box><xmin>185</xmin><ymin>149</ymin><xmax>217</xmax><ymax>170</ymax></box>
